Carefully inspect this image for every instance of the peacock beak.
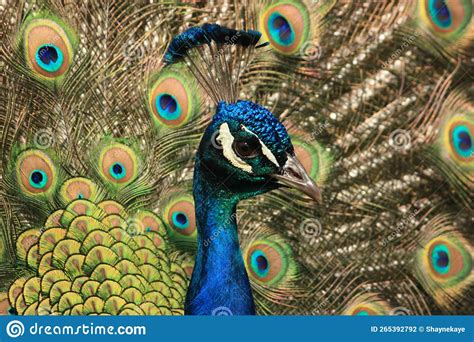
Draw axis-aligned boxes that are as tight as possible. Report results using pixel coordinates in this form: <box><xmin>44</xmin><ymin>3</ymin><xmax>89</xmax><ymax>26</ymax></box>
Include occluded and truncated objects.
<box><xmin>271</xmin><ymin>154</ymin><xmax>322</xmax><ymax>202</ymax></box>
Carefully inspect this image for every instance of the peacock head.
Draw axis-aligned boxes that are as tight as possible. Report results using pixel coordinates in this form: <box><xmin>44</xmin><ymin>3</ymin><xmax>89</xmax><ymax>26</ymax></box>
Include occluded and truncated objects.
<box><xmin>196</xmin><ymin>100</ymin><xmax>321</xmax><ymax>202</ymax></box>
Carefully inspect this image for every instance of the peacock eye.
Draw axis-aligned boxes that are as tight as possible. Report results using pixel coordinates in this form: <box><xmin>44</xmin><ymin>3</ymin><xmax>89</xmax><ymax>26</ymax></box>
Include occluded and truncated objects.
<box><xmin>232</xmin><ymin>139</ymin><xmax>261</xmax><ymax>159</ymax></box>
<box><xmin>172</xmin><ymin>211</ymin><xmax>189</xmax><ymax>229</ymax></box>
<box><xmin>251</xmin><ymin>250</ymin><xmax>270</xmax><ymax>277</ymax></box>
<box><xmin>29</xmin><ymin>170</ymin><xmax>48</xmax><ymax>189</ymax></box>
<box><xmin>451</xmin><ymin>123</ymin><xmax>473</xmax><ymax>159</ymax></box>
<box><xmin>110</xmin><ymin>162</ymin><xmax>126</xmax><ymax>180</ymax></box>
<box><xmin>98</xmin><ymin>142</ymin><xmax>139</xmax><ymax>187</ymax></box>
<box><xmin>36</xmin><ymin>44</ymin><xmax>63</xmax><ymax>72</ymax></box>
<box><xmin>431</xmin><ymin>244</ymin><xmax>450</xmax><ymax>275</ymax></box>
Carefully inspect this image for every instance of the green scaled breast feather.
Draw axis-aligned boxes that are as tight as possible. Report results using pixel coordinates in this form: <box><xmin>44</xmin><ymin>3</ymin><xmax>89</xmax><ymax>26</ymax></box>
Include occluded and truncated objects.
<box><xmin>6</xmin><ymin>187</ymin><xmax>187</xmax><ymax>316</ymax></box>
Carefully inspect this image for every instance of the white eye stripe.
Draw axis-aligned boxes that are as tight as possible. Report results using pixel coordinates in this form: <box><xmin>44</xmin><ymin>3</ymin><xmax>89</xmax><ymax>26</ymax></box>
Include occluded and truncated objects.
<box><xmin>241</xmin><ymin>125</ymin><xmax>280</xmax><ymax>168</ymax></box>
<box><xmin>217</xmin><ymin>123</ymin><xmax>253</xmax><ymax>173</ymax></box>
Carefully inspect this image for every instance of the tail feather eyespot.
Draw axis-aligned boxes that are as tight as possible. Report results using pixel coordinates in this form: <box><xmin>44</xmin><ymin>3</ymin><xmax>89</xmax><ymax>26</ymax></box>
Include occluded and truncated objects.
<box><xmin>97</xmin><ymin>143</ymin><xmax>139</xmax><ymax>187</ymax></box>
<box><xmin>260</xmin><ymin>1</ymin><xmax>311</xmax><ymax>55</ymax></box>
<box><xmin>21</xmin><ymin>13</ymin><xmax>76</xmax><ymax>80</ymax></box>
<box><xmin>15</xmin><ymin>150</ymin><xmax>58</xmax><ymax>197</ymax></box>
<box><xmin>148</xmin><ymin>67</ymin><xmax>200</xmax><ymax>129</ymax></box>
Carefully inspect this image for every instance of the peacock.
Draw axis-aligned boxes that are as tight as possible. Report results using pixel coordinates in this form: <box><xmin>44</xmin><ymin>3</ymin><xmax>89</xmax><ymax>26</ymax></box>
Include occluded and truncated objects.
<box><xmin>0</xmin><ymin>0</ymin><xmax>472</xmax><ymax>317</ymax></box>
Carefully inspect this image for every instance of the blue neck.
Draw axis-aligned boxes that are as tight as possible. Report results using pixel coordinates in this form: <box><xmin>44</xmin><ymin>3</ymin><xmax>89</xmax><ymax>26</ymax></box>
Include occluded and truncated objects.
<box><xmin>185</xmin><ymin>161</ymin><xmax>255</xmax><ymax>315</ymax></box>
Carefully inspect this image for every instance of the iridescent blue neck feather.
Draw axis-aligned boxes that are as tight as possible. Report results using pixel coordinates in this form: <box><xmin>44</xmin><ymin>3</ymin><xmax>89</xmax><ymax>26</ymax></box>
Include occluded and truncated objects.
<box><xmin>185</xmin><ymin>157</ymin><xmax>255</xmax><ymax>315</ymax></box>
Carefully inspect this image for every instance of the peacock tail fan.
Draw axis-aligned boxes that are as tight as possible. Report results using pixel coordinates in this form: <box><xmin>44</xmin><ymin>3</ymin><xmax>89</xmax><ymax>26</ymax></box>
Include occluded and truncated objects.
<box><xmin>59</xmin><ymin>177</ymin><xmax>104</xmax><ymax>206</ymax></box>
<box><xmin>435</xmin><ymin>98</ymin><xmax>473</xmax><ymax>177</ymax></box>
<box><xmin>299</xmin><ymin>260</ymin><xmax>433</xmax><ymax>316</ymax></box>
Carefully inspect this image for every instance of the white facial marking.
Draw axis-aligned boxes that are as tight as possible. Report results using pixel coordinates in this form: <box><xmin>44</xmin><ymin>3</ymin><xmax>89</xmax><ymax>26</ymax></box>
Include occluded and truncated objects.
<box><xmin>217</xmin><ymin>123</ymin><xmax>253</xmax><ymax>173</ymax></box>
<box><xmin>242</xmin><ymin>126</ymin><xmax>280</xmax><ymax>168</ymax></box>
